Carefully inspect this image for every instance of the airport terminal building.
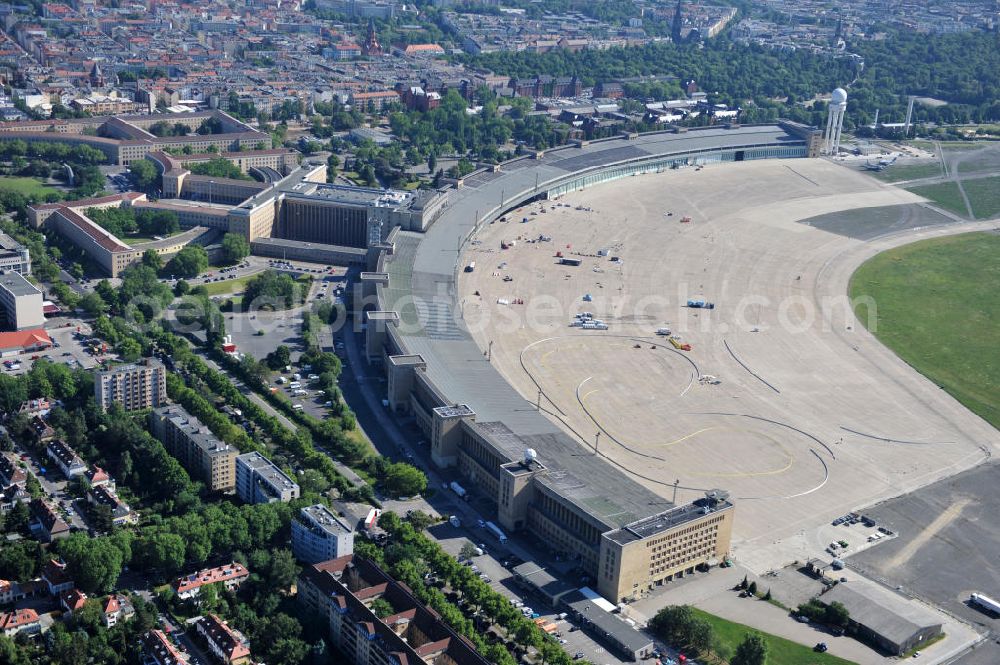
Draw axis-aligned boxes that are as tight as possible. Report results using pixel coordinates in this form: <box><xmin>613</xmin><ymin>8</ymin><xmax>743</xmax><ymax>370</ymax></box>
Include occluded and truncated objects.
<box><xmin>356</xmin><ymin>123</ymin><xmax>822</xmax><ymax>602</ymax></box>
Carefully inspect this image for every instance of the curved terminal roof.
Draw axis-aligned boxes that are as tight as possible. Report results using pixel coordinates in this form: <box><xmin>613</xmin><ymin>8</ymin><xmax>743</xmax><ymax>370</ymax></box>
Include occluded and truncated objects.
<box><xmin>380</xmin><ymin>125</ymin><xmax>806</xmax><ymax>529</ymax></box>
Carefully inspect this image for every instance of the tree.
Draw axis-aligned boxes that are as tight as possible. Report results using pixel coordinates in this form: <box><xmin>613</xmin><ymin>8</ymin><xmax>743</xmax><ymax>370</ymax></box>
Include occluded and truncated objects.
<box><xmin>174</xmin><ymin>279</ymin><xmax>190</xmax><ymax>296</ymax></box>
<box><xmin>129</xmin><ymin>159</ymin><xmax>159</xmax><ymax>191</ymax></box>
<box><xmin>747</xmin><ymin>581</ymin><xmax>758</xmax><ymax>595</ymax></box>
<box><xmin>79</xmin><ymin>291</ymin><xmax>108</xmax><ymax>317</ymax></box>
<box><xmin>370</xmin><ymin>597</ymin><xmax>394</xmax><ymax>619</ymax></box>
<box><xmin>169</xmin><ymin>245</ymin><xmax>209</xmax><ymax>278</ymax></box>
<box><xmin>267</xmin><ymin>549</ymin><xmax>299</xmax><ymax>590</ymax></box>
<box><xmin>732</xmin><ymin>632</ymin><xmax>768</xmax><ymax>665</ymax></box>
<box><xmin>383</xmin><ymin>463</ymin><xmax>427</xmax><ymax>498</ymax></box>
<box><xmin>266</xmin><ymin>345</ymin><xmax>291</xmax><ymax>370</ymax></box>
<box><xmin>825</xmin><ymin>601</ymin><xmax>850</xmax><ymax>627</ymax></box>
<box><xmin>57</xmin><ymin>534</ymin><xmax>127</xmax><ymax>594</ymax></box>
<box><xmin>117</xmin><ymin>337</ymin><xmax>142</xmax><ymax>362</ymax></box>
<box><xmin>460</xmin><ymin>541</ymin><xmax>479</xmax><ymax>561</ymax></box>
<box><xmin>142</xmin><ymin>249</ymin><xmax>162</xmax><ymax>271</ymax></box>
<box><xmin>221</xmin><ymin>232</ymin><xmax>250</xmax><ymax>264</ymax></box>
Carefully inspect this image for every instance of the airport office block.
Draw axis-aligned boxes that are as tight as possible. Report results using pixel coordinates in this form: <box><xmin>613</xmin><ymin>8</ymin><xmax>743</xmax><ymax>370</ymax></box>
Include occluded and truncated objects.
<box><xmin>94</xmin><ymin>358</ymin><xmax>167</xmax><ymax>411</ymax></box>
<box><xmin>0</xmin><ymin>271</ymin><xmax>44</xmax><ymax>331</ymax></box>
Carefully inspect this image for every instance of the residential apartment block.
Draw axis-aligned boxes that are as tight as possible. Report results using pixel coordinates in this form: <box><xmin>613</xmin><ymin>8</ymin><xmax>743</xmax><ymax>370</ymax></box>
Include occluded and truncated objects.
<box><xmin>298</xmin><ymin>556</ymin><xmax>490</xmax><ymax>665</ymax></box>
<box><xmin>196</xmin><ymin>613</ymin><xmax>252</xmax><ymax>665</ymax></box>
<box><xmin>46</xmin><ymin>440</ymin><xmax>86</xmax><ymax>479</ymax></box>
<box><xmin>94</xmin><ymin>358</ymin><xmax>167</xmax><ymax>411</ymax></box>
<box><xmin>291</xmin><ymin>504</ymin><xmax>354</xmax><ymax>564</ymax></box>
<box><xmin>149</xmin><ymin>405</ymin><xmax>239</xmax><ymax>493</ymax></box>
<box><xmin>140</xmin><ymin>629</ymin><xmax>191</xmax><ymax>665</ymax></box>
<box><xmin>0</xmin><ymin>233</ymin><xmax>30</xmax><ymax>275</ymax></box>
<box><xmin>0</xmin><ymin>270</ymin><xmax>43</xmax><ymax>330</ymax></box>
<box><xmin>235</xmin><ymin>451</ymin><xmax>300</xmax><ymax>504</ymax></box>
<box><xmin>173</xmin><ymin>563</ymin><xmax>249</xmax><ymax>600</ymax></box>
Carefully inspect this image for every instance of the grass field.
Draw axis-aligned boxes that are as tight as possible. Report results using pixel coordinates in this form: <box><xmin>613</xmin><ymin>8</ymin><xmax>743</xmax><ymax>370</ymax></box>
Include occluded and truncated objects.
<box><xmin>961</xmin><ymin>176</ymin><xmax>1000</xmax><ymax>219</ymax></box>
<box><xmin>0</xmin><ymin>176</ymin><xmax>60</xmax><ymax>198</ymax></box>
<box><xmin>690</xmin><ymin>608</ymin><xmax>855</xmax><ymax>665</ymax></box>
<box><xmin>850</xmin><ymin>232</ymin><xmax>1000</xmax><ymax>431</ymax></box>
<box><xmin>906</xmin><ymin>181</ymin><xmax>968</xmax><ymax>217</ymax></box>
<box><xmin>202</xmin><ymin>273</ymin><xmax>257</xmax><ymax>296</ymax></box>
<box><xmin>870</xmin><ymin>162</ymin><xmax>941</xmax><ymax>183</ymax></box>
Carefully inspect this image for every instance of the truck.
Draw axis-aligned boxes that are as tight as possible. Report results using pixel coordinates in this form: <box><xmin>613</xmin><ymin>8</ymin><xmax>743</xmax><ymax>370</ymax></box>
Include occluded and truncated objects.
<box><xmin>971</xmin><ymin>593</ymin><xmax>1000</xmax><ymax>616</ymax></box>
<box><xmin>450</xmin><ymin>481</ymin><xmax>468</xmax><ymax>499</ymax></box>
<box><xmin>687</xmin><ymin>298</ymin><xmax>715</xmax><ymax>309</ymax></box>
<box><xmin>365</xmin><ymin>508</ymin><xmax>382</xmax><ymax>529</ymax></box>
<box><xmin>485</xmin><ymin>521</ymin><xmax>508</xmax><ymax>544</ymax></box>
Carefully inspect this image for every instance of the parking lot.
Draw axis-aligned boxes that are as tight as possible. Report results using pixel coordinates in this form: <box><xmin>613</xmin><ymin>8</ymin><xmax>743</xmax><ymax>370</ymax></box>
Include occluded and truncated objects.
<box><xmin>850</xmin><ymin>462</ymin><xmax>1000</xmax><ymax>651</ymax></box>
<box><xmin>2</xmin><ymin>319</ymin><xmax>100</xmax><ymax>377</ymax></box>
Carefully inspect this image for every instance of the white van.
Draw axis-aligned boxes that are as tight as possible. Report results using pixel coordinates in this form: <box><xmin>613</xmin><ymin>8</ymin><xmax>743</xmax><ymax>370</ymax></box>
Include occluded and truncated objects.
<box><xmin>292</xmin><ymin>404</ymin><xmax>304</xmax><ymax>411</ymax></box>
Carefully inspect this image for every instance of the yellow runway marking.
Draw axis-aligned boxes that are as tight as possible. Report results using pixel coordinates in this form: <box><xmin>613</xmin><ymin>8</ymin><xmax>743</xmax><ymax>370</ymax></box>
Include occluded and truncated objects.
<box><xmin>658</xmin><ymin>427</ymin><xmax>718</xmax><ymax>448</ymax></box>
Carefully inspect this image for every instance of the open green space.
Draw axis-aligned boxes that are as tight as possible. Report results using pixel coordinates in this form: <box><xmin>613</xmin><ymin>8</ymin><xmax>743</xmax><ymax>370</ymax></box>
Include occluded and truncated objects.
<box><xmin>906</xmin><ymin>181</ymin><xmax>967</xmax><ymax>217</ymax></box>
<box><xmin>0</xmin><ymin>175</ymin><xmax>60</xmax><ymax>198</ymax></box>
<box><xmin>201</xmin><ymin>273</ymin><xmax>257</xmax><ymax>296</ymax></box>
<box><xmin>870</xmin><ymin>161</ymin><xmax>941</xmax><ymax>183</ymax></box>
<box><xmin>961</xmin><ymin>176</ymin><xmax>1000</xmax><ymax>219</ymax></box>
<box><xmin>955</xmin><ymin>149</ymin><xmax>1000</xmax><ymax>175</ymax></box>
<box><xmin>850</xmin><ymin>232</ymin><xmax>1000</xmax><ymax>430</ymax></box>
<box><xmin>689</xmin><ymin>608</ymin><xmax>855</xmax><ymax>665</ymax></box>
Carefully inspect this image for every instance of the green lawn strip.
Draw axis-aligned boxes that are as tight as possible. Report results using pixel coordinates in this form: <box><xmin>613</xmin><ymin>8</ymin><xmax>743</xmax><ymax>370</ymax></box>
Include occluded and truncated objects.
<box><xmin>689</xmin><ymin>608</ymin><xmax>856</xmax><ymax>665</ymax></box>
<box><xmin>960</xmin><ymin>176</ymin><xmax>1000</xmax><ymax>219</ymax></box>
<box><xmin>201</xmin><ymin>273</ymin><xmax>256</xmax><ymax>296</ymax></box>
<box><xmin>850</xmin><ymin>232</ymin><xmax>1000</xmax><ymax>430</ymax></box>
<box><xmin>0</xmin><ymin>176</ymin><xmax>59</xmax><ymax>197</ymax></box>
<box><xmin>905</xmin><ymin>181</ymin><xmax>968</xmax><ymax>217</ymax></box>
<box><xmin>870</xmin><ymin>162</ymin><xmax>942</xmax><ymax>183</ymax></box>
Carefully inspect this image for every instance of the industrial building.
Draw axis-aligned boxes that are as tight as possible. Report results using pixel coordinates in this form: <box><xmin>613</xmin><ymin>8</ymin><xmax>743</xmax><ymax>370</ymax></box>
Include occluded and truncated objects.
<box><xmin>94</xmin><ymin>358</ymin><xmax>167</xmax><ymax>411</ymax></box>
<box><xmin>291</xmin><ymin>503</ymin><xmax>355</xmax><ymax>564</ymax></box>
<box><xmin>149</xmin><ymin>405</ymin><xmax>239</xmax><ymax>493</ymax></box>
<box><xmin>0</xmin><ymin>271</ymin><xmax>43</xmax><ymax>330</ymax></box>
<box><xmin>297</xmin><ymin>555</ymin><xmax>491</xmax><ymax>665</ymax></box>
<box><xmin>235</xmin><ymin>451</ymin><xmax>300</xmax><ymax>504</ymax></box>
<box><xmin>819</xmin><ymin>583</ymin><xmax>943</xmax><ymax>656</ymax></box>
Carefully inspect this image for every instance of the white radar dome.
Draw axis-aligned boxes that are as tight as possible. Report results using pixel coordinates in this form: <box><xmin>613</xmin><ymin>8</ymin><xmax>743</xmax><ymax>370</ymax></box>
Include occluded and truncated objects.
<box><xmin>831</xmin><ymin>88</ymin><xmax>848</xmax><ymax>105</ymax></box>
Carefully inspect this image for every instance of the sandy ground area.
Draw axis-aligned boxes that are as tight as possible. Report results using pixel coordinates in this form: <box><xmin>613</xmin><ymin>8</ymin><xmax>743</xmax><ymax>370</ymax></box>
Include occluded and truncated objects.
<box><xmin>458</xmin><ymin>158</ymin><xmax>1000</xmax><ymax>572</ymax></box>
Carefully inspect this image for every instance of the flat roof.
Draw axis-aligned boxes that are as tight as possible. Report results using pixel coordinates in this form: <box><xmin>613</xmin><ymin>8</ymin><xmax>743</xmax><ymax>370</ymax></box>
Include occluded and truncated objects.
<box><xmin>0</xmin><ymin>270</ymin><xmax>41</xmax><ymax>297</ymax></box>
<box><xmin>821</xmin><ymin>583</ymin><xmax>942</xmax><ymax>645</ymax></box>
<box><xmin>0</xmin><ymin>233</ymin><xmax>24</xmax><ymax>253</ymax></box>
<box><xmin>433</xmin><ymin>404</ymin><xmax>474</xmax><ymax>419</ymax></box>
<box><xmin>605</xmin><ymin>499</ymin><xmax>734</xmax><ymax>546</ymax></box>
<box><xmin>562</xmin><ymin>590</ymin><xmax>654</xmax><ymax>653</ymax></box>
<box><xmin>379</xmin><ymin>125</ymin><xmax>798</xmax><ymax>530</ymax></box>
<box><xmin>154</xmin><ymin>405</ymin><xmax>237</xmax><ymax>458</ymax></box>
<box><xmin>237</xmin><ymin>451</ymin><xmax>298</xmax><ymax>492</ymax></box>
<box><xmin>388</xmin><ymin>354</ymin><xmax>425</xmax><ymax>366</ymax></box>
<box><xmin>295</xmin><ymin>183</ymin><xmax>416</xmax><ymax>209</ymax></box>
<box><xmin>512</xmin><ymin>561</ymin><xmax>576</xmax><ymax>600</ymax></box>
<box><xmin>249</xmin><ymin>236</ymin><xmax>367</xmax><ymax>256</ymax></box>
<box><xmin>300</xmin><ymin>503</ymin><xmax>353</xmax><ymax>536</ymax></box>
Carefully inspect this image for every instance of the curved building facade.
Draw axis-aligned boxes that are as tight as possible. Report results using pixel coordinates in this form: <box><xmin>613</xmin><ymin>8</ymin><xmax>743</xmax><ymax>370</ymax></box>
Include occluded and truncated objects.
<box><xmin>362</xmin><ymin>123</ymin><xmax>820</xmax><ymax>604</ymax></box>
